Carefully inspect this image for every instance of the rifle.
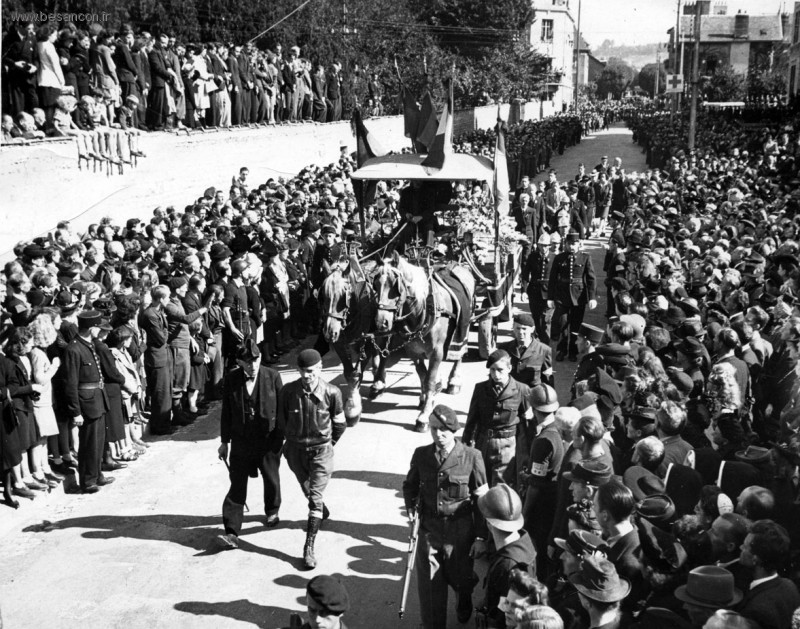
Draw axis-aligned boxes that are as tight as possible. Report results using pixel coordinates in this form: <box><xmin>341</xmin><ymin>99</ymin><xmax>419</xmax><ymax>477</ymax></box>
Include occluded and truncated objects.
<box><xmin>399</xmin><ymin>506</ymin><xmax>420</xmax><ymax>620</ymax></box>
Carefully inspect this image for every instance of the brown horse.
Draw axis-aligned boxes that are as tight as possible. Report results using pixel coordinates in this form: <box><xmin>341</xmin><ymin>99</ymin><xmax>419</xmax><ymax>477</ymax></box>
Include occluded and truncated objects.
<box><xmin>319</xmin><ymin>263</ymin><xmax>380</xmax><ymax>426</ymax></box>
<box><xmin>371</xmin><ymin>252</ymin><xmax>474</xmax><ymax>431</ymax></box>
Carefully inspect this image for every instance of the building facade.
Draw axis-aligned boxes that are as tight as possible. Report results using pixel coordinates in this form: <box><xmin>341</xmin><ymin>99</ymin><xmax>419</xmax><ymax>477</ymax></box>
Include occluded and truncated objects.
<box><xmin>528</xmin><ymin>0</ymin><xmax>577</xmax><ymax>110</ymax></box>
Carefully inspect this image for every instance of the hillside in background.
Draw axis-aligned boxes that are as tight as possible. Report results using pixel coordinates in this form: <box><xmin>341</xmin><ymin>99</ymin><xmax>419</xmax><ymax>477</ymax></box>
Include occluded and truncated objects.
<box><xmin>592</xmin><ymin>40</ymin><xmax>664</xmax><ymax>70</ymax></box>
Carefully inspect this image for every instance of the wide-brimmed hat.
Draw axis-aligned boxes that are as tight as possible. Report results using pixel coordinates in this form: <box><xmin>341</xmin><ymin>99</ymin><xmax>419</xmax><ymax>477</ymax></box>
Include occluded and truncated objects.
<box><xmin>563</xmin><ymin>460</ymin><xmax>613</xmax><ymax>486</ymax></box>
<box><xmin>569</xmin><ymin>554</ymin><xmax>631</xmax><ymax>603</ymax></box>
<box><xmin>623</xmin><ymin>466</ymin><xmax>665</xmax><ymax>501</ymax></box>
<box><xmin>734</xmin><ymin>445</ymin><xmax>771</xmax><ymax>464</ymax></box>
<box><xmin>554</xmin><ymin>529</ymin><xmax>607</xmax><ymax>557</ymax></box>
<box><xmin>674</xmin><ymin>566</ymin><xmax>743</xmax><ymax>608</ymax></box>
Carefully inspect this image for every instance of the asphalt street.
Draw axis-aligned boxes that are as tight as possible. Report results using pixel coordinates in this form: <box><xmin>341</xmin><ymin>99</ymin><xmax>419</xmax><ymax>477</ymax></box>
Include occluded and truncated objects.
<box><xmin>0</xmin><ymin>123</ymin><xmax>647</xmax><ymax>629</ymax></box>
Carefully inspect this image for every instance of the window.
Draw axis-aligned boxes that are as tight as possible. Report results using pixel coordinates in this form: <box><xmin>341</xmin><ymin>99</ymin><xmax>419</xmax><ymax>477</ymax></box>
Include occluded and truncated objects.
<box><xmin>795</xmin><ymin>11</ymin><xmax>800</xmax><ymax>43</ymax></box>
<box><xmin>541</xmin><ymin>19</ymin><xmax>554</xmax><ymax>42</ymax></box>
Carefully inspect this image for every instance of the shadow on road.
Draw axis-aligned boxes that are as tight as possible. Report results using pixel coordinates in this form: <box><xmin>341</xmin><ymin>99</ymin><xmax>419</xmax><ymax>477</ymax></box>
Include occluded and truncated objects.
<box><xmin>174</xmin><ymin>599</ymin><xmax>296</xmax><ymax>628</ymax></box>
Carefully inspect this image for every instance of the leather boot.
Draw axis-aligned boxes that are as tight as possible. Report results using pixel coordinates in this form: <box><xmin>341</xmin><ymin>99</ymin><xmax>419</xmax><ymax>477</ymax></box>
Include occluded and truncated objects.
<box><xmin>303</xmin><ymin>515</ymin><xmax>322</xmax><ymax>570</ymax></box>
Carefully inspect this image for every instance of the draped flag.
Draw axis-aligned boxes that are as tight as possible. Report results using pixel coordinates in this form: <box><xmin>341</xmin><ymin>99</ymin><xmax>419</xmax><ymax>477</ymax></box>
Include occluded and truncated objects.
<box><xmin>415</xmin><ymin>90</ymin><xmax>438</xmax><ymax>153</ymax></box>
<box><xmin>351</xmin><ymin>108</ymin><xmax>387</xmax><ymax>207</ymax></box>
<box><xmin>421</xmin><ymin>78</ymin><xmax>453</xmax><ymax>170</ymax></box>
<box><xmin>352</xmin><ymin>107</ymin><xmax>387</xmax><ymax>168</ymax></box>
<box><xmin>493</xmin><ymin>114</ymin><xmax>510</xmax><ymax>218</ymax></box>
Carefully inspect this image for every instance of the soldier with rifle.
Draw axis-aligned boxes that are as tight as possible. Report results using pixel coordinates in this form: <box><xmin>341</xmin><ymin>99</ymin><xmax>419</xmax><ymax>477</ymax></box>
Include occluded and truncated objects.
<box><xmin>216</xmin><ymin>339</ymin><xmax>283</xmax><ymax>550</ymax></box>
<box><xmin>402</xmin><ymin>404</ymin><xmax>489</xmax><ymax>628</ymax></box>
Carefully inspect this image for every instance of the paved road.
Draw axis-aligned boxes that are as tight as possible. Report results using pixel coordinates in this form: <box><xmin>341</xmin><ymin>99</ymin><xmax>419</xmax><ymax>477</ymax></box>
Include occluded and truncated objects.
<box><xmin>0</xmin><ymin>123</ymin><xmax>646</xmax><ymax>629</ymax></box>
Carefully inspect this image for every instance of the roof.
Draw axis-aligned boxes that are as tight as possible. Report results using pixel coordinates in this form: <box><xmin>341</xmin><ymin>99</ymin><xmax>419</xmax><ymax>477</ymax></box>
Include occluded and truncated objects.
<box><xmin>350</xmin><ymin>153</ymin><xmax>495</xmax><ymax>181</ymax></box>
<box><xmin>670</xmin><ymin>14</ymin><xmax>784</xmax><ymax>42</ymax></box>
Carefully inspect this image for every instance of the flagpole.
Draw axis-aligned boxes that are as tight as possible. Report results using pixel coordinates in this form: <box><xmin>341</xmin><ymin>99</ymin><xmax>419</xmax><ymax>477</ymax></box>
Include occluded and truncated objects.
<box><xmin>494</xmin><ymin>105</ymin><xmax>502</xmax><ymax>281</ymax></box>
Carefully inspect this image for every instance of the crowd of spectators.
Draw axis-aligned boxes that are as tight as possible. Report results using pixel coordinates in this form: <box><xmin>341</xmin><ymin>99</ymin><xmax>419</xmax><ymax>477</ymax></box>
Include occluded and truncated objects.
<box><xmin>9</xmin><ymin>89</ymin><xmax>800</xmax><ymax>627</ymax></box>
<box><xmin>2</xmin><ymin>20</ymin><xmax>368</xmax><ymax>141</ymax></box>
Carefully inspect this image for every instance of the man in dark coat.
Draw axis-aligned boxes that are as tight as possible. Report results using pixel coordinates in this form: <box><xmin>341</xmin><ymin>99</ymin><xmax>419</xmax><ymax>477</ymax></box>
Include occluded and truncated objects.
<box><xmin>217</xmin><ymin>339</ymin><xmax>283</xmax><ymax>549</ymax></box>
<box><xmin>499</xmin><ymin>313</ymin><xmax>553</xmax><ymax>388</ymax></box>
<box><xmin>325</xmin><ymin>62</ymin><xmax>342</xmax><ymax>122</ymax></box>
<box><xmin>227</xmin><ymin>44</ymin><xmax>243</xmax><ymax>125</ymax></box>
<box><xmin>479</xmin><ymin>483</ymin><xmax>537</xmax><ymax>628</ymax></box>
<box><xmin>522</xmin><ymin>232</ymin><xmax>554</xmax><ymax>343</ymax></box>
<box><xmin>738</xmin><ymin>519</ymin><xmax>800</xmax><ymax>629</ymax></box>
<box><xmin>114</xmin><ymin>29</ymin><xmax>139</xmax><ymax>105</ymax></box>
<box><xmin>63</xmin><ymin>311</ymin><xmax>113</xmax><ymax>492</ymax></box>
<box><xmin>403</xmin><ymin>404</ymin><xmax>488</xmax><ymax>628</ymax></box>
<box><xmin>548</xmin><ymin>232</ymin><xmax>597</xmax><ymax>362</ymax></box>
<box><xmin>2</xmin><ymin>22</ymin><xmax>38</xmax><ymax>117</ymax></box>
<box><xmin>146</xmin><ymin>33</ymin><xmax>173</xmax><ymax>130</ymax></box>
<box><xmin>139</xmin><ymin>285</ymin><xmax>175</xmax><ymax>434</ymax></box>
<box><xmin>463</xmin><ymin>350</ymin><xmax>531</xmax><ymax>487</ymax></box>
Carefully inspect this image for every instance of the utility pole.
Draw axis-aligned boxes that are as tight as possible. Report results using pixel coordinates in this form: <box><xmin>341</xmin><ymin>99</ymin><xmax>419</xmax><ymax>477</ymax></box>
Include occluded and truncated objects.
<box><xmin>655</xmin><ymin>46</ymin><xmax>661</xmax><ymax>100</ymax></box>
<box><xmin>688</xmin><ymin>0</ymin><xmax>702</xmax><ymax>149</ymax></box>
<box><xmin>671</xmin><ymin>0</ymin><xmax>682</xmax><ymax>122</ymax></box>
<box><xmin>574</xmin><ymin>0</ymin><xmax>582</xmax><ymax>113</ymax></box>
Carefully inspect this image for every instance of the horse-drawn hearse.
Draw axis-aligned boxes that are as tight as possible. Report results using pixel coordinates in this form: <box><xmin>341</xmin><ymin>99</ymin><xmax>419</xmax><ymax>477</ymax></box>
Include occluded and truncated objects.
<box><xmin>319</xmin><ymin>148</ymin><xmax>523</xmax><ymax>431</ymax></box>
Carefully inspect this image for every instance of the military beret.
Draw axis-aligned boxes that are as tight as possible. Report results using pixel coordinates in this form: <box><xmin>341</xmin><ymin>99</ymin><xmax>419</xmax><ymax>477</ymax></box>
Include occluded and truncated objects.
<box><xmin>513</xmin><ymin>313</ymin><xmax>535</xmax><ymax>328</ymax></box>
<box><xmin>297</xmin><ymin>349</ymin><xmax>322</xmax><ymax>369</ymax></box>
<box><xmin>306</xmin><ymin>575</ymin><xmax>349</xmax><ymax>614</ymax></box>
<box><xmin>429</xmin><ymin>404</ymin><xmax>459</xmax><ymax>432</ymax></box>
<box><xmin>486</xmin><ymin>349</ymin><xmax>511</xmax><ymax>368</ymax></box>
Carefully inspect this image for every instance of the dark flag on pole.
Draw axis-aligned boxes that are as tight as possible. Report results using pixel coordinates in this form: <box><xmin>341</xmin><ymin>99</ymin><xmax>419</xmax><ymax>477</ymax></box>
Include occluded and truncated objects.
<box><xmin>351</xmin><ymin>107</ymin><xmax>387</xmax><ymax>168</ymax></box>
<box><xmin>421</xmin><ymin>78</ymin><xmax>453</xmax><ymax>170</ymax></box>
<box><xmin>415</xmin><ymin>90</ymin><xmax>438</xmax><ymax>154</ymax></box>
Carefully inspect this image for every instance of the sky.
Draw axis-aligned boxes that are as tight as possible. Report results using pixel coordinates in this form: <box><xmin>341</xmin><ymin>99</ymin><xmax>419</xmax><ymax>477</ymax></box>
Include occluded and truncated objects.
<box><xmin>580</xmin><ymin>0</ymin><xmax>787</xmax><ymax>47</ymax></box>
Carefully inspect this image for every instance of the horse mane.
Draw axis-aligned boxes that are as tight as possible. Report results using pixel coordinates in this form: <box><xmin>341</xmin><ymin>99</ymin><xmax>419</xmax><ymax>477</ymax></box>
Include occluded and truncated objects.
<box><xmin>392</xmin><ymin>254</ymin><xmax>429</xmax><ymax>302</ymax></box>
<box><xmin>321</xmin><ymin>268</ymin><xmax>348</xmax><ymax>305</ymax></box>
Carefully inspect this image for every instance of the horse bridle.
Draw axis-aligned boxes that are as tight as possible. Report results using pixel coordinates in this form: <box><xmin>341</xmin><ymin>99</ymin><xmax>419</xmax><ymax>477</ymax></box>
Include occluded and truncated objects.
<box><xmin>375</xmin><ymin>265</ymin><xmax>411</xmax><ymax>321</ymax></box>
<box><xmin>321</xmin><ymin>275</ymin><xmax>351</xmax><ymax>324</ymax></box>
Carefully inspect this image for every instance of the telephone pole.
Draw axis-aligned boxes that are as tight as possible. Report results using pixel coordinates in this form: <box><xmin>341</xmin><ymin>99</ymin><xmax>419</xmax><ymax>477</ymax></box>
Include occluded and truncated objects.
<box><xmin>574</xmin><ymin>0</ymin><xmax>582</xmax><ymax>113</ymax></box>
<box><xmin>655</xmin><ymin>46</ymin><xmax>661</xmax><ymax>100</ymax></box>
<box><xmin>688</xmin><ymin>0</ymin><xmax>702</xmax><ymax>149</ymax></box>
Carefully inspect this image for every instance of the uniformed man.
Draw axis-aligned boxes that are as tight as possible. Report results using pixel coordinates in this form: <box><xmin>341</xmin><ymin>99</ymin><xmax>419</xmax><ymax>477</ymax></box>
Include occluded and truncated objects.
<box><xmin>499</xmin><ymin>313</ymin><xmax>553</xmax><ymax>388</ymax></box>
<box><xmin>402</xmin><ymin>404</ymin><xmax>488</xmax><ymax>629</ymax></box>
<box><xmin>463</xmin><ymin>350</ymin><xmax>532</xmax><ymax>487</ymax></box>
<box><xmin>217</xmin><ymin>339</ymin><xmax>284</xmax><ymax>550</ymax></box>
<box><xmin>603</xmin><ymin>231</ymin><xmax>627</xmax><ymax>318</ymax></box>
<box><xmin>62</xmin><ymin>310</ymin><xmax>113</xmax><ymax>493</ymax></box>
<box><xmin>548</xmin><ymin>232</ymin><xmax>597</xmax><ymax>362</ymax></box>
<box><xmin>522</xmin><ymin>232</ymin><xmax>554</xmax><ymax>343</ymax></box>
<box><xmin>520</xmin><ymin>383</ymin><xmax>565</xmax><ymax>579</ymax></box>
<box><xmin>278</xmin><ymin>349</ymin><xmax>345</xmax><ymax>569</ymax></box>
<box><xmin>571</xmin><ymin>323</ymin><xmax>606</xmax><ymax>395</ymax></box>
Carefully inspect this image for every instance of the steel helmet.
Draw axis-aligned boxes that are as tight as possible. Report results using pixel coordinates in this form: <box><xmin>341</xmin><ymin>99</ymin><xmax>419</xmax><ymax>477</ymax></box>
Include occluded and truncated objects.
<box><xmin>537</xmin><ymin>232</ymin><xmax>551</xmax><ymax>245</ymax></box>
<box><xmin>530</xmin><ymin>383</ymin><xmax>559</xmax><ymax>412</ymax></box>
<box><xmin>477</xmin><ymin>484</ymin><xmax>524</xmax><ymax>532</ymax></box>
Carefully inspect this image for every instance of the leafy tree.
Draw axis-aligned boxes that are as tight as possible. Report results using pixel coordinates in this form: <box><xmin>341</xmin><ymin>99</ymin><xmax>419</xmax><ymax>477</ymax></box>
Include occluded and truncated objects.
<box><xmin>595</xmin><ymin>57</ymin><xmax>635</xmax><ymax>100</ymax></box>
<box><xmin>638</xmin><ymin>62</ymin><xmax>666</xmax><ymax>97</ymax></box>
<box><xmin>702</xmin><ymin>64</ymin><xmax>746</xmax><ymax>102</ymax></box>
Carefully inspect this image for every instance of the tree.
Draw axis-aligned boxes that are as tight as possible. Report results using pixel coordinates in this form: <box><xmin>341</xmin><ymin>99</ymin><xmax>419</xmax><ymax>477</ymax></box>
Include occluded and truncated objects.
<box><xmin>638</xmin><ymin>62</ymin><xmax>666</xmax><ymax>97</ymax></box>
<box><xmin>702</xmin><ymin>64</ymin><xmax>746</xmax><ymax>102</ymax></box>
<box><xmin>595</xmin><ymin>57</ymin><xmax>635</xmax><ymax>100</ymax></box>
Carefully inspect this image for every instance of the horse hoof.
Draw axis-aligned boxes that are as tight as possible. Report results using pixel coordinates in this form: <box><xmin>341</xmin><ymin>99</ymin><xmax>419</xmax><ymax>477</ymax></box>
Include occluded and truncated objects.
<box><xmin>414</xmin><ymin>421</ymin><xmax>429</xmax><ymax>433</ymax></box>
<box><xmin>445</xmin><ymin>384</ymin><xmax>461</xmax><ymax>395</ymax></box>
